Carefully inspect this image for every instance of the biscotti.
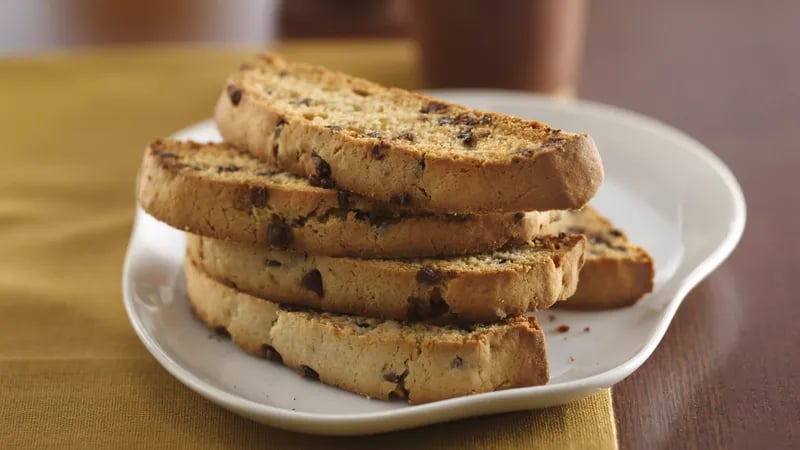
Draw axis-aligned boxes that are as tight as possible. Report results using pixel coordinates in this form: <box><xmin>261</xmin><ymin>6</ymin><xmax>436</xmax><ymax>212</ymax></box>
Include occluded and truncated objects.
<box><xmin>138</xmin><ymin>140</ymin><xmax>559</xmax><ymax>257</ymax></box>
<box><xmin>186</xmin><ymin>257</ymin><xmax>549</xmax><ymax>404</ymax></box>
<box><xmin>215</xmin><ymin>53</ymin><xmax>604</xmax><ymax>214</ymax></box>
<box><xmin>188</xmin><ymin>232</ymin><xmax>586</xmax><ymax>324</ymax></box>
<box><xmin>545</xmin><ymin>207</ymin><xmax>654</xmax><ymax>309</ymax></box>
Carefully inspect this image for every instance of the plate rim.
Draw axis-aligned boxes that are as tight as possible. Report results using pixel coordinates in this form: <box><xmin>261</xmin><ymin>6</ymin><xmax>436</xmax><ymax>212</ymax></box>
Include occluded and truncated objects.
<box><xmin>122</xmin><ymin>89</ymin><xmax>746</xmax><ymax>434</ymax></box>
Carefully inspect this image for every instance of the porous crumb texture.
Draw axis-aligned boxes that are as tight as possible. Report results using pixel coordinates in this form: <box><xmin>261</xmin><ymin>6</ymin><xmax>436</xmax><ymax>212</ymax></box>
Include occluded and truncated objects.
<box><xmin>188</xmin><ymin>232</ymin><xmax>586</xmax><ymax>324</ymax></box>
<box><xmin>138</xmin><ymin>140</ymin><xmax>560</xmax><ymax>257</ymax></box>
<box><xmin>185</xmin><ymin>257</ymin><xmax>549</xmax><ymax>404</ymax></box>
<box><xmin>215</xmin><ymin>53</ymin><xmax>604</xmax><ymax>213</ymax></box>
<box><xmin>544</xmin><ymin>206</ymin><xmax>655</xmax><ymax>309</ymax></box>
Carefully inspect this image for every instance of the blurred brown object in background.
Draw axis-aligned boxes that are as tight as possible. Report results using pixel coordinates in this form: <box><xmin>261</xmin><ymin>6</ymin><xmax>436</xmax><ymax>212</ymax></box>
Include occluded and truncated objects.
<box><xmin>409</xmin><ymin>0</ymin><xmax>587</xmax><ymax>94</ymax></box>
<box><xmin>278</xmin><ymin>0</ymin><xmax>408</xmax><ymax>38</ymax></box>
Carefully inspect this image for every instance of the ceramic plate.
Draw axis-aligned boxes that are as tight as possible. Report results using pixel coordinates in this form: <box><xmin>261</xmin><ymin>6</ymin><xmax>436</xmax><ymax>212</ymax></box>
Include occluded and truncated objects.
<box><xmin>123</xmin><ymin>90</ymin><xmax>745</xmax><ymax>435</ymax></box>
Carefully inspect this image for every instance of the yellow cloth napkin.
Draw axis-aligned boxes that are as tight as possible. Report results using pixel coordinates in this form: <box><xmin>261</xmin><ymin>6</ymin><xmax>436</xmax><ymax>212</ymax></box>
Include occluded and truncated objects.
<box><xmin>0</xmin><ymin>43</ymin><xmax>617</xmax><ymax>449</ymax></box>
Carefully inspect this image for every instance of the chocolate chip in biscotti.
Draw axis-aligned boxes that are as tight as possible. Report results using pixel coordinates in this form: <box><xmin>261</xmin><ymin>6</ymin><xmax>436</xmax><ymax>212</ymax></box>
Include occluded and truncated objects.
<box><xmin>457</xmin><ymin>129</ymin><xmax>477</xmax><ymax>147</ymax></box>
<box><xmin>609</xmin><ymin>229</ymin><xmax>624</xmax><ymax>237</ymax></box>
<box><xmin>407</xmin><ymin>293</ymin><xmax>451</xmax><ymax>321</ymax></box>
<box><xmin>217</xmin><ymin>164</ymin><xmax>240</xmax><ymax>173</ymax></box>
<box><xmin>513</xmin><ymin>212</ymin><xmax>525</xmax><ymax>221</ymax></box>
<box><xmin>416</xmin><ymin>266</ymin><xmax>442</xmax><ymax>284</ymax></box>
<box><xmin>437</xmin><ymin>116</ymin><xmax>454</xmax><ymax>126</ymax></box>
<box><xmin>267</xmin><ymin>216</ymin><xmax>293</xmax><ymax>248</ymax></box>
<box><xmin>420</xmin><ymin>101</ymin><xmax>448</xmax><ymax>114</ymax></box>
<box><xmin>301</xmin><ymin>269</ymin><xmax>324</xmax><ymax>297</ymax></box>
<box><xmin>213</xmin><ymin>326</ymin><xmax>230</xmax><ymax>338</ymax></box>
<box><xmin>249</xmin><ymin>186</ymin><xmax>269</xmax><ymax>207</ymax></box>
<box><xmin>300</xmin><ymin>365</ymin><xmax>319</xmax><ymax>380</ymax></box>
<box><xmin>450</xmin><ymin>356</ymin><xmax>463</xmax><ymax>369</ymax></box>
<box><xmin>383</xmin><ymin>372</ymin><xmax>402</xmax><ymax>383</ymax></box>
<box><xmin>557</xmin><ymin>232</ymin><xmax>567</xmax><ymax>239</ymax></box>
<box><xmin>264</xmin><ymin>259</ymin><xmax>282</xmax><ymax>267</ymax></box>
<box><xmin>309</xmin><ymin>153</ymin><xmax>333</xmax><ymax>184</ymax></box>
<box><xmin>370</xmin><ymin>144</ymin><xmax>386</xmax><ymax>160</ymax></box>
<box><xmin>308</xmin><ymin>175</ymin><xmax>336</xmax><ymax>188</ymax></box>
<box><xmin>336</xmin><ymin>190</ymin><xmax>350</xmax><ymax>208</ymax></box>
<box><xmin>352</xmin><ymin>87</ymin><xmax>371</xmax><ymax>97</ymax></box>
<box><xmin>454</xmin><ymin>112</ymin><xmax>480</xmax><ymax>126</ymax></box>
<box><xmin>226</xmin><ymin>85</ymin><xmax>242</xmax><ymax>106</ymax></box>
<box><xmin>394</xmin><ymin>132</ymin><xmax>415</xmax><ymax>142</ymax></box>
<box><xmin>261</xmin><ymin>345</ymin><xmax>283</xmax><ymax>362</ymax></box>
<box><xmin>514</xmin><ymin>147</ymin><xmax>535</xmax><ymax>158</ymax></box>
<box><xmin>389</xmin><ymin>193</ymin><xmax>411</xmax><ymax>206</ymax></box>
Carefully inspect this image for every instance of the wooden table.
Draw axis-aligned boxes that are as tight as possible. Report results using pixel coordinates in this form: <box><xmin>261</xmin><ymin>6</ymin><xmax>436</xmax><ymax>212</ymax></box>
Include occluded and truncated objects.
<box><xmin>581</xmin><ymin>2</ymin><xmax>799</xmax><ymax>449</ymax></box>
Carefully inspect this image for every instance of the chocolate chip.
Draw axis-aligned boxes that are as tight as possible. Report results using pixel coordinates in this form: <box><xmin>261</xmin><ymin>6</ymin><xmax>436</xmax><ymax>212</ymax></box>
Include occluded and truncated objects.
<box><xmin>355</xmin><ymin>321</ymin><xmax>372</xmax><ymax>329</ymax></box>
<box><xmin>310</xmin><ymin>153</ymin><xmax>331</xmax><ymax>178</ymax></box>
<box><xmin>416</xmin><ymin>266</ymin><xmax>441</xmax><ymax>284</ymax></box>
<box><xmin>450</xmin><ymin>356</ymin><xmax>463</xmax><ymax>369</ymax></box>
<box><xmin>217</xmin><ymin>165</ymin><xmax>240</xmax><ymax>173</ymax></box>
<box><xmin>457</xmin><ymin>129</ymin><xmax>477</xmax><ymax>147</ymax></box>
<box><xmin>227</xmin><ymin>85</ymin><xmax>242</xmax><ymax>106</ymax></box>
<box><xmin>418</xmin><ymin>154</ymin><xmax>426</xmax><ymax>170</ymax></box>
<box><xmin>383</xmin><ymin>372</ymin><xmax>402</xmax><ymax>383</ymax></box>
<box><xmin>420</xmin><ymin>101</ymin><xmax>448</xmax><ymax>113</ymax></box>
<box><xmin>389</xmin><ymin>193</ymin><xmax>411</xmax><ymax>206</ymax></box>
<box><xmin>264</xmin><ymin>259</ymin><xmax>282</xmax><ymax>267</ymax></box>
<box><xmin>272</xmin><ymin>143</ymin><xmax>279</xmax><ymax>159</ymax></box>
<box><xmin>514</xmin><ymin>147</ymin><xmax>534</xmax><ymax>157</ymax></box>
<box><xmin>454</xmin><ymin>113</ymin><xmax>479</xmax><ymax>126</ymax></box>
<box><xmin>352</xmin><ymin>88</ymin><xmax>370</xmax><ymax>96</ymax></box>
<box><xmin>557</xmin><ymin>232</ymin><xmax>566</xmax><ymax>239</ymax></box>
<box><xmin>514</xmin><ymin>212</ymin><xmax>525</xmax><ymax>221</ymax></box>
<box><xmin>267</xmin><ymin>216</ymin><xmax>293</xmax><ymax>248</ymax></box>
<box><xmin>609</xmin><ymin>229</ymin><xmax>624</xmax><ymax>237</ymax></box>
<box><xmin>480</xmin><ymin>115</ymin><xmax>493</xmax><ymax>125</ymax></box>
<box><xmin>394</xmin><ymin>132</ymin><xmax>415</xmax><ymax>142</ymax></box>
<box><xmin>308</xmin><ymin>175</ymin><xmax>336</xmax><ymax>189</ymax></box>
<box><xmin>261</xmin><ymin>345</ymin><xmax>283</xmax><ymax>362</ymax></box>
<box><xmin>366</xmin><ymin>131</ymin><xmax>382</xmax><ymax>139</ymax></box>
<box><xmin>407</xmin><ymin>294</ymin><xmax>450</xmax><ymax>320</ymax></box>
<box><xmin>336</xmin><ymin>190</ymin><xmax>350</xmax><ymax>208</ymax></box>
<box><xmin>301</xmin><ymin>269</ymin><xmax>324</xmax><ymax>297</ymax></box>
<box><xmin>371</xmin><ymin>144</ymin><xmax>386</xmax><ymax>160</ymax></box>
<box><xmin>213</xmin><ymin>326</ymin><xmax>230</xmax><ymax>338</ymax></box>
<box><xmin>249</xmin><ymin>186</ymin><xmax>269</xmax><ymax>207</ymax></box>
<box><xmin>301</xmin><ymin>365</ymin><xmax>319</xmax><ymax>380</ymax></box>
<box><xmin>274</xmin><ymin>119</ymin><xmax>286</xmax><ymax>138</ymax></box>
<box><xmin>437</xmin><ymin>116</ymin><xmax>454</xmax><ymax>125</ymax></box>
<box><xmin>583</xmin><ymin>327</ymin><xmax>591</xmax><ymax>333</ymax></box>
<box><xmin>388</xmin><ymin>390</ymin><xmax>408</xmax><ymax>401</ymax></box>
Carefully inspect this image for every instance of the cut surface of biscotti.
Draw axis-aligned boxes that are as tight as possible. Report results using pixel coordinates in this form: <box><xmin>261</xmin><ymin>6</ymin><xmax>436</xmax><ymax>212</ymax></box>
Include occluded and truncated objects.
<box><xmin>185</xmin><ymin>257</ymin><xmax>549</xmax><ymax>404</ymax></box>
<box><xmin>188</xmin><ymin>232</ymin><xmax>586</xmax><ymax>324</ymax></box>
<box><xmin>215</xmin><ymin>53</ymin><xmax>604</xmax><ymax>214</ymax></box>
<box><xmin>138</xmin><ymin>140</ymin><xmax>559</xmax><ymax>258</ymax></box>
<box><xmin>544</xmin><ymin>206</ymin><xmax>654</xmax><ymax>309</ymax></box>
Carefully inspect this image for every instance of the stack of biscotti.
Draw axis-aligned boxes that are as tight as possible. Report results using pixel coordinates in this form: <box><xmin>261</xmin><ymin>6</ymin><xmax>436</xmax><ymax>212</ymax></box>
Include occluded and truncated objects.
<box><xmin>137</xmin><ymin>53</ymin><xmax>608</xmax><ymax>403</ymax></box>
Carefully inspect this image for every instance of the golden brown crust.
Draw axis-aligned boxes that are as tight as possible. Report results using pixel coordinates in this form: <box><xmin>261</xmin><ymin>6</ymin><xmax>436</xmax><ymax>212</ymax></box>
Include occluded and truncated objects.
<box><xmin>137</xmin><ymin>140</ymin><xmax>559</xmax><ymax>257</ymax></box>
<box><xmin>185</xmin><ymin>257</ymin><xmax>548</xmax><ymax>404</ymax></box>
<box><xmin>187</xmin><ymin>233</ymin><xmax>586</xmax><ymax>324</ymax></box>
<box><xmin>544</xmin><ymin>206</ymin><xmax>655</xmax><ymax>309</ymax></box>
<box><xmin>214</xmin><ymin>53</ymin><xmax>604</xmax><ymax>214</ymax></box>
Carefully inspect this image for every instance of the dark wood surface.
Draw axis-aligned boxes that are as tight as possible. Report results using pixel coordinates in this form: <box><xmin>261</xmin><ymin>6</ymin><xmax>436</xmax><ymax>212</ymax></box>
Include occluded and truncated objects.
<box><xmin>580</xmin><ymin>2</ymin><xmax>799</xmax><ymax>449</ymax></box>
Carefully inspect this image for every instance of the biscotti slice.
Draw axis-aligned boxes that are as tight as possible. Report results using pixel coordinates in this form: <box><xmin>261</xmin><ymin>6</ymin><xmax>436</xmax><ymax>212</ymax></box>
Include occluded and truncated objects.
<box><xmin>188</xmin><ymin>232</ymin><xmax>586</xmax><ymax>324</ymax></box>
<box><xmin>138</xmin><ymin>140</ymin><xmax>559</xmax><ymax>258</ymax></box>
<box><xmin>186</xmin><ymin>257</ymin><xmax>549</xmax><ymax>404</ymax></box>
<box><xmin>215</xmin><ymin>53</ymin><xmax>604</xmax><ymax>214</ymax></box>
<box><xmin>544</xmin><ymin>206</ymin><xmax>654</xmax><ymax>309</ymax></box>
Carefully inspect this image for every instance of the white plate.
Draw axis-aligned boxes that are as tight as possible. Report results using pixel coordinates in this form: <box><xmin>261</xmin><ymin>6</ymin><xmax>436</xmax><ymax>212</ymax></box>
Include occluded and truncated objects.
<box><xmin>123</xmin><ymin>90</ymin><xmax>746</xmax><ymax>435</ymax></box>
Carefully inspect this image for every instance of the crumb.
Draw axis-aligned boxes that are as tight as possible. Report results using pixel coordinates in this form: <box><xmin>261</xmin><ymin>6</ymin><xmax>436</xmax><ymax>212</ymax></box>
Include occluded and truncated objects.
<box><xmin>291</xmin><ymin>408</ymin><xmax>296</xmax><ymax>411</ymax></box>
<box><xmin>555</xmin><ymin>324</ymin><xmax>570</xmax><ymax>333</ymax></box>
<box><xmin>562</xmin><ymin>336</ymin><xmax>568</xmax><ymax>341</ymax></box>
<box><xmin>569</xmin><ymin>356</ymin><xmax>575</xmax><ymax>363</ymax></box>
<box><xmin>293</xmin><ymin>397</ymin><xmax>296</xmax><ymax>401</ymax></box>
<box><xmin>583</xmin><ymin>326</ymin><xmax>591</xmax><ymax>332</ymax></box>
<box><xmin>548</xmin><ymin>314</ymin><xmax>557</xmax><ymax>322</ymax></box>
